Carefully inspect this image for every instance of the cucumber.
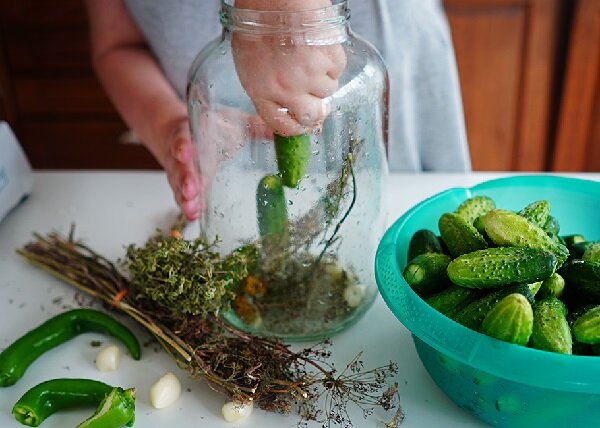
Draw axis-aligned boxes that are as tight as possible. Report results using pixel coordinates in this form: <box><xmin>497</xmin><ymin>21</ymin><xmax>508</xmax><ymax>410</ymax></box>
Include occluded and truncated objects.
<box><xmin>537</xmin><ymin>272</ymin><xmax>566</xmax><ymax>300</ymax></box>
<box><xmin>407</xmin><ymin>229</ymin><xmax>444</xmax><ymax>262</ymax></box>
<box><xmin>530</xmin><ymin>297</ymin><xmax>572</xmax><ymax>354</ymax></box>
<box><xmin>518</xmin><ymin>200</ymin><xmax>550</xmax><ymax>229</ymax></box>
<box><xmin>569</xmin><ymin>241</ymin><xmax>596</xmax><ymax>260</ymax></box>
<box><xmin>438</xmin><ymin>212</ymin><xmax>488</xmax><ymax>258</ymax></box>
<box><xmin>447</xmin><ymin>247</ymin><xmax>556</xmax><ymax>289</ymax></box>
<box><xmin>562</xmin><ymin>234</ymin><xmax>586</xmax><ymax>248</ymax></box>
<box><xmin>452</xmin><ymin>284</ymin><xmax>533</xmax><ymax>331</ymax></box>
<box><xmin>403</xmin><ymin>253</ymin><xmax>452</xmax><ymax>295</ymax></box>
<box><xmin>528</xmin><ymin>281</ymin><xmax>543</xmax><ymax>296</ymax></box>
<box><xmin>571</xmin><ymin>305</ymin><xmax>600</xmax><ymax>344</ymax></box>
<box><xmin>274</xmin><ymin>134</ymin><xmax>311</xmax><ymax>188</ymax></box>
<box><xmin>559</xmin><ymin>259</ymin><xmax>600</xmax><ymax>302</ymax></box>
<box><xmin>543</xmin><ymin>215</ymin><xmax>560</xmax><ymax>237</ymax></box>
<box><xmin>473</xmin><ymin>215</ymin><xmax>487</xmax><ymax>237</ymax></box>
<box><xmin>256</xmin><ymin>174</ymin><xmax>288</xmax><ymax>244</ymax></box>
<box><xmin>483</xmin><ymin>209</ymin><xmax>569</xmax><ymax>266</ymax></box>
<box><xmin>455</xmin><ymin>195</ymin><xmax>495</xmax><ymax>224</ymax></box>
<box><xmin>583</xmin><ymin>243</ymin><xmax>600</xmax><ymax>263</ymax></box>
<box><xmin>425</xmin><ymin>285</ymin><xmax>482</xmax><ymax>318</ymax></box>
<box><xmin>481</xmin><ymin>293</ymin><xmax>534</xmax><ymax>346</ymax></box>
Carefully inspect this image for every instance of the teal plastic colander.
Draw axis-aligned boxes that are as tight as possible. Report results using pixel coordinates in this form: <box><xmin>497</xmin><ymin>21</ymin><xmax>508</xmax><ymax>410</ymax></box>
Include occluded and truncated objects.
<box><xmin>375</xmin><ymin>175</ymin><xmax>600</xmax><ymax>427</ymax></box>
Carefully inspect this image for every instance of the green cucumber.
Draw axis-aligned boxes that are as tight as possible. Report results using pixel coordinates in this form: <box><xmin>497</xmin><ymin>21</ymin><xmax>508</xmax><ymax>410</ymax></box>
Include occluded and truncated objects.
<box><xmin>559</xmin><ymin>259</ymin><xmax>600</xmax><ymax>302</ymax></box>
<box><xmin>518</xmin><ymin>200</ymin><xmax>550</xmax><ymax>229</ymax></box>
<box><xmin>455</xmin><ymin>195</ymin><xmax>496</xmax><ymax>224</ymax></box>
<box><xmin>407</xmin><ymin>229</ymin><xmax>444</xmax><ymax>262</ymax></box>
<box><xmin>483</xmin><ymin>209</ymin><xmax>569</xmax><ymax>266</ymax></box>
<box><xmin>543</xmin><ymin>215</ymin><xmax>560</xmax><ymax>237</ymax></box>
<box><xmin>569</xmin><ymin>241</ymin><xmax>596</xmax><ymax>260</ymax></box>
<box><xmin>583</xmin><ymin>243</ymin><xmax>600</xmax><ymax>263</ymax></box>
<box><xmin>447</xmin><ymin>247</ymin><xmax>556</xmax><ymax>289</ymax></box>
<box><xmin>530</xmin><ymin>297</ymin><xmax>572</xmax><ymax>354</ymax></box>
<box><xmin>438</xmin><ymin>212</ymin><xmax>488</xmax><ymax>258</ymax></box>
<box><xmin>537</xmin><ymin>272</ymin><xmax>566</xmax><ymax>300</ymax></box>
<box><xmin>562</xmin><ymin>234</ymin><xmax>586</xmax><ymax>248</ymax></box>
<box><xmin>528</xmin><ymin>281</ymin><xmax>543</xmax><ymax>296</ymax></box>
<box><xmin>452</xmin><ymin>284</ymin><xmax>533</xmax><ymax>331</ymax></box>
<box><xmin>274</xmin><ymin>134</ymin><xmax>311</xmax><ymax>188</ymax></box>
<box><xmin>571</xmin><ymin>305</ymin><xmax>600</xmax><ymax>344</ymax></box>
<box><xmin>481</xmin><ymin>293</ymin><xmax>534</xmax><ymax>346</ymax></box>
<box><xmin>256</xmin><ymin>174</ymin><xmax>288</xmax><ymax>244</ymax></box>
<box><xmin>425</xmin><ymin>285</ymin><xmax>482</xmax><ymax>318</ymax></box>
<box><xmin>403</xmin><ymin>253</ymin><xmax>452</xmax><ymax>295</ymax></box>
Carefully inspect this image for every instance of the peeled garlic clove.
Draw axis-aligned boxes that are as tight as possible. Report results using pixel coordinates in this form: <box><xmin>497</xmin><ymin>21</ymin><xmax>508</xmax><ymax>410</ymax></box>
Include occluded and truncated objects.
<box><xmin>95</xmin><ymin>345</ymin><xmax>121</xmax><ymax>372</ymax></box>
<box><xmin>343</xmin><ymin>283</ymin><xmax>366</xmax><ymax>308</ymax></box>
<box><xmin>222</xmin><ymin>401</ymin><xmax>253</xmax><ymax>423</ymax></box>
<box><xmin>150</xmin><ymin>372</ymin><xmax>181</xmax><ymax>409</ymax></box>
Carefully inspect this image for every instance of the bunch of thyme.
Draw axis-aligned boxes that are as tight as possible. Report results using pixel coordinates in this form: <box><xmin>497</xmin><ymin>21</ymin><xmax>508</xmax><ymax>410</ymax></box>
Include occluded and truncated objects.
<box><xmin>18</xmin><ymin>226</ymin><xmax>403</xmax><ymax>427</ymax></box>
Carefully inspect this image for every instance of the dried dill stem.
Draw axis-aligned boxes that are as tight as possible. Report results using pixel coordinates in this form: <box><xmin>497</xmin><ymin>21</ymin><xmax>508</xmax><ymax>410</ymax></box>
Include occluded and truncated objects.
<box><xmin>17</xmin><ymin>227</ymin><xmax>401</xmax><ymax>426</ymax></box>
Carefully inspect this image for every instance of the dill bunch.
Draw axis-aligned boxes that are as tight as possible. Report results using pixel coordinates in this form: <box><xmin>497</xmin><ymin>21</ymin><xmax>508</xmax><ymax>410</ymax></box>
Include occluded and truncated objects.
<box><xmin>126</xmin><ymin>234</ymin><xmax>257</xmax><ymax>319</ymax></box>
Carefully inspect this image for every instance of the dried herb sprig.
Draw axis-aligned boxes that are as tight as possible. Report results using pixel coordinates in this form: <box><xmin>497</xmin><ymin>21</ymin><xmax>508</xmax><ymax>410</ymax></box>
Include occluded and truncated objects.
<box><xmin>17</xmin><ymin>228</ymin><xmax>402</xmax><ymax>427</ymax></box>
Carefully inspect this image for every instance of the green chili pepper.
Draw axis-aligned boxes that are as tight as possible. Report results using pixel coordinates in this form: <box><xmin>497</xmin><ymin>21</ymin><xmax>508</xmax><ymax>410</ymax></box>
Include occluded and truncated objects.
<box><xmin>12</xmin><ymin>378</ymin><xmax>135</xmax><ymax>427</ymax></box>
<box><xmin>0</xmin><ymin>309</ymin><xmax>141</xmax><ymax>387</ymax></box>
<box><xmin>274</xmin><ymin>133</ymin><xmax>311</xmax><ymax>188</ymax></box>
<box><xmin>77</xmin><ymin>386</ymin><xmax>136</xmax><ymax>428</ymax></box>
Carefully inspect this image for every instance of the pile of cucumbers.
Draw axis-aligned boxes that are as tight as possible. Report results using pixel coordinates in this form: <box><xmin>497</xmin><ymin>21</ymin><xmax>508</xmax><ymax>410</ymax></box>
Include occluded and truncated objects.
<box><xmin>402</xmin><ymin>196</ymin><xmax>600</xmax><ymax>355</ymax></box>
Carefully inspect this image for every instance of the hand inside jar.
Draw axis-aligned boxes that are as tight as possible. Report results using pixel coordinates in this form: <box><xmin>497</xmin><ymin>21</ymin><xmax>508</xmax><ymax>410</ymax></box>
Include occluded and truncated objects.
<box><xmin>232</xmin><ymin>0</ymin><xmax>347</xmax><ymax>137</ymax></box>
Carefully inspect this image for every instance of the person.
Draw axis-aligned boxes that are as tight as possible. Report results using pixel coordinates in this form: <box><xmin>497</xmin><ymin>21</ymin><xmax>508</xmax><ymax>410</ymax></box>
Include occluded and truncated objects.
<box><xmin>85</xmin><ymin>0</ymin><xmax>471</xmax><ymax>221</ymax></box>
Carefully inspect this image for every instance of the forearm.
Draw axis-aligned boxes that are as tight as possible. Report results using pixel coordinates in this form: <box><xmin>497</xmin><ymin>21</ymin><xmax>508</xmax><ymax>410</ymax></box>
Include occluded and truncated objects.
<box><xmin>92</xmin><ymin>46</ymin><xmax>186</xmax><ymax>165</ymax></box>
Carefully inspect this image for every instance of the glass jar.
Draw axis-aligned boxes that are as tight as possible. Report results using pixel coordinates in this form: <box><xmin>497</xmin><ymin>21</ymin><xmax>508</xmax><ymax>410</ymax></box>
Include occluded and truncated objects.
<box><xmin>187</xmin><ymin>0</ymin><xmax>388</xmax><ymax>340</ymax></box>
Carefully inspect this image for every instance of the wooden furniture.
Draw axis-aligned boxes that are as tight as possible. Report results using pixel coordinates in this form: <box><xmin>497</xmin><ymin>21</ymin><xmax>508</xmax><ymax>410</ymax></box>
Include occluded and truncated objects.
<box><xmin>444</xmin><ymin>0</ymin><xmax>562</xmax><ymax>171</ymax></box>
<box><xmin>551</xmin><ymin>0</ymin><xmax>600</xmax><ymax>172</ymax></box>
<box><xmin>0</xmin><ymin>0</ymin><xmax>158</xmax><ymax>169</ymax></box>
<box><xmin>0</xmin><ymin>0</ymin><xmax>596</xmax><ymax>171</ymax></box>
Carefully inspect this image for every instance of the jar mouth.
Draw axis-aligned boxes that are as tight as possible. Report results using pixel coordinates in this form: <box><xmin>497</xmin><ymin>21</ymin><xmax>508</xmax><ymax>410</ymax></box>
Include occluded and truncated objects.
<box><xmin>220</xmin><ymin>0</ymin><xmax>349</xmax><ymax>43</ymax></box>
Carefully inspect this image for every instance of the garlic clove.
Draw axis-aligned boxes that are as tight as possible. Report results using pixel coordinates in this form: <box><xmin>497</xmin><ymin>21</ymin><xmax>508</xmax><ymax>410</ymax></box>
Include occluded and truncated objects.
<box><xmin>221</xmin><ymin>401</ymin><xmax>253</xmax><ymax>423</ymax></box>
<box><xmin>95</xmin><ymin>345</ymin><xmax>121</xmax><ymax>372</ymax></box>
<box><xmin>343</xmin><ymin>282</ymin><xmax>366</xmax><ymax>308</ymax></box>
<box><xmin>150</xmin><ymin>372</ymin><xmax>181</xmax><ymax>409</ymax></box>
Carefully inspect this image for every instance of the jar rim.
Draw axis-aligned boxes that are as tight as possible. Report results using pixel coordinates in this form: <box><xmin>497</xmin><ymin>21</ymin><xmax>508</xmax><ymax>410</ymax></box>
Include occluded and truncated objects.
<box><xmin>220</xmin><ymin>0</ymin><xmax>350</xmax><ymax>37</ymax></box>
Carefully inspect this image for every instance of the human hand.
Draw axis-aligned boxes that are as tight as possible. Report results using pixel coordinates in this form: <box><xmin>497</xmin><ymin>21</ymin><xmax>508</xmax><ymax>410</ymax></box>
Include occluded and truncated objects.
<box><xmin>157</xmin><ymin>111</ymin><xmax>270</xmax><ymax>221</ymax></box>
<box><xmin>157</xmin><ymin>118</ymin><xmax>202</xmax><ymax>221</ymax></box>
<box><xmin>232</xmin><ymin>0</ymin><xmax>346</xmax><ymax>136</ymax></box>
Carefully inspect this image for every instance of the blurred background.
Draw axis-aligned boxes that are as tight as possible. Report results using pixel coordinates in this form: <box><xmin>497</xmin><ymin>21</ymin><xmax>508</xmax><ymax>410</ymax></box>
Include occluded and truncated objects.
<box><xmin>0</xmin><ymin>0</ymin><xmax>597</xmax><ymax>172</ymax></box>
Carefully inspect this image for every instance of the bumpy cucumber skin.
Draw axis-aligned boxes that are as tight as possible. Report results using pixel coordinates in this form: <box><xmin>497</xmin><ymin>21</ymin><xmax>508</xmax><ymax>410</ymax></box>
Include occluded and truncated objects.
<box><xmin>256</xmin><ymin>174</ymin><xmax>288</xmax><ymax>240</ymax></box>
<box><xmin>274</xmin><ymin>134</ymin><xmax>311</xmax><ymax>188</ymax></box>
<box><xmin>537</xmin><ymin>272</ymin><xmax>566</xmax><ymax>299</ymax></box>
<box><xmin>572</xmin><ymin>305</ymin><xmax>600</xmax><ymax>344</ymax></box>
<box><xmin>518</xmin><ymin>200</ymin><xmax>550</xmax><ymax>229</ymax></box>
<box><xmin>530</xmin><ymin>297</ymin><xmax>572</xmax><ymax>354</ymax></box>
<box><xmin>559</xmin><ymin>259</ymin><xmax>600</xmax><ymax>302</ymax></box>
<box><xmin>439</xmin><ymin>212</ymin><xmax>488</xmax><ymax>258</ymax></box>
<box><xmin>403</xmin><ymin>253</ymin><xmax>452</xmax><ymax>295</ymax></box>
<box><xmin>481</xmin><ymin>293</ymin><xmax>534</xmax><ymax>346</ymax></box>
<box><xmin>483</xmin><ymin>209</ymin><xmax>569</xmax><ymax>266</ymax></box>
<box><xmin>543</xmin><ymin>215</ymin><xmax>560</xmax><ymax>237</ymax></box>
<box><xmin>455</xmin><ymin>195</ymin><xmax>496</xmax><ymax>224</ymax></box>
<box><xmin>407</xmin><ymin>229</ymin><xmax>444</xmax><ymax>262</ymax></box>
<box><xmin>425</xmin><ymin>285</ymin><xmax>482</xmax><ymax>318</ymax></box>
<box><xmin>583</xmin><ymin>243</ymin><xmax>600</xmax><ymax>263</ymax></box>
<box><xmin>447</xmin><ymin>247</ymin><xmax>556</xmax><ymax>289</ymax></box>
<box><xmin>452</xmin><ymin>284</ymin><xmax>533</xmax><ymax>331</ymax></box>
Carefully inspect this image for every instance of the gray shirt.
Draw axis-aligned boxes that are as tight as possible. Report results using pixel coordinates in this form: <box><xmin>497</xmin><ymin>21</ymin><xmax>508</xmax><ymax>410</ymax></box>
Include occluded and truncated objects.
<box><xmin>124</xmin><ymin>0</ymin><xmax>471</xmax><ymax>171</ymax></box>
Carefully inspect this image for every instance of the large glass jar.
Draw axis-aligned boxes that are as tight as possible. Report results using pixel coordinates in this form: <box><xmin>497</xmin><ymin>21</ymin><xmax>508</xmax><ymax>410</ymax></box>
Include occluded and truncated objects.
<box><xmin>187</xmin><ymin>0</ymin><xmax>388</xmax><ymax>340</ymax></box>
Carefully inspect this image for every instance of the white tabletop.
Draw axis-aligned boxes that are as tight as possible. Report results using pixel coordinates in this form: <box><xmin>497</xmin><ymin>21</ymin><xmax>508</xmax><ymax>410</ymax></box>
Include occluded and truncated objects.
<box><xmin>0</xmin><ymin>171</ymin><xmax>597</xmax><ymax>428</ymax></box>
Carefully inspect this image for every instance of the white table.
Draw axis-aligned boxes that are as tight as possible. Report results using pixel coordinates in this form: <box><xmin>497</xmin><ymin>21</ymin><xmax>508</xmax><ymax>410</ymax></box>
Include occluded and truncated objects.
<box><xmin>0</xmin><ymin>171</ymin><xmax>597</xmax><ymax>428</ymax></box>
